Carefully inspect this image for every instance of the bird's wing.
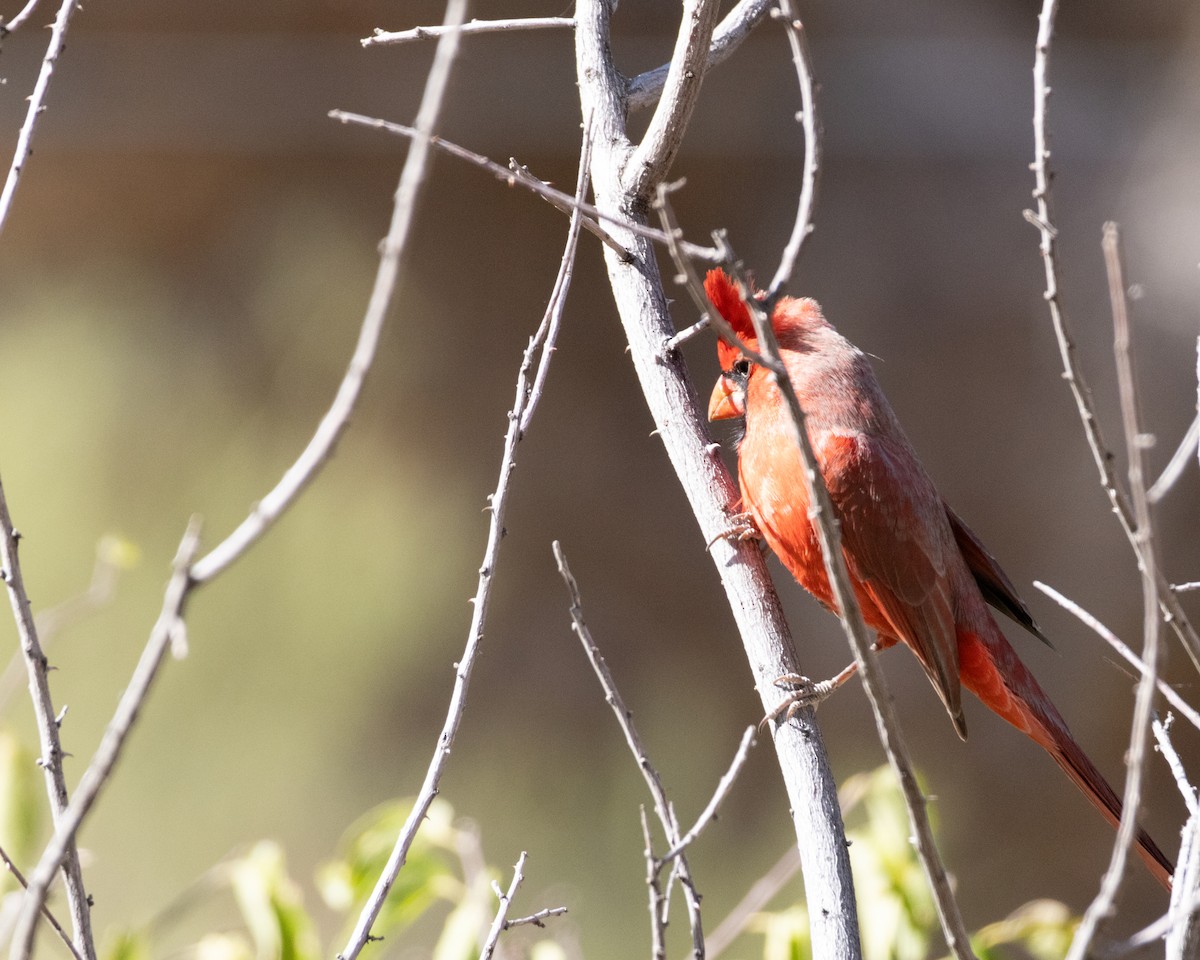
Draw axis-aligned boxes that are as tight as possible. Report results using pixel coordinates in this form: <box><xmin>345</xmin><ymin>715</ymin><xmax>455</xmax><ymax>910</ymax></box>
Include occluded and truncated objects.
<box><xmin>820</xmin><ymin>432</ymin><xmax>967</xmax><ymax>738</ymax></box>
<box><xmin>944</xmin><ymin>505</ymin><xmax>1052</xmax><ymax>646</ymax></box>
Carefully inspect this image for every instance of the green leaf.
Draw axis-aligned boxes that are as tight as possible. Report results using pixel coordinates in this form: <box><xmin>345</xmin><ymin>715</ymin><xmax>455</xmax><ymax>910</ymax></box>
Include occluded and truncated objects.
<box><xmin>751</xmin><ymin>905</ymin><xmax>812</xmax><ymax>960</ymax></box>
<box><xmin>230</xmin><ymin>841</ymin><xmax>320</xmax><ymax>960</ymax></box>
<box><xmin>968</xmin><ymin>899</ymin><xmax>1077</xmax><ymax>960</ymax></box>
<box><xmin>99</xmin><ymin>927</ymin><xmax>151</xmax><ymax>960</ymax></box>
<box><xmin>317</xmin><ymin>797</ymin><xmax>463</xmax><ymax>940</ymax></box>
<box><xmin>843</xmin><ymin>767</ymin><xmax>935</xmax><ymax>960</ymax></box>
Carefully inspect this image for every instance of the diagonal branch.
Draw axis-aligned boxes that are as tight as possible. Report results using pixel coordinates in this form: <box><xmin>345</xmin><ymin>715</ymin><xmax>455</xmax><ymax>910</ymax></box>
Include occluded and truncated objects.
<box><xmin>553</xmin><ymin>542</ymin><xmax>706</xmax><ymax>958</ymax></box>
<box><xmin>628</xmin><ymin>0</ymin><xmax>774</xmax><ymax>112</ymax></box>
<box><xmin>0</xmin><ymin>0</ymin><xmax>79</xmax><ymax>242</ymax></box>
<box><xmin>0</xmin><ymin>842</ymin><xmax>85</xmax><ymax>960</ymax></box>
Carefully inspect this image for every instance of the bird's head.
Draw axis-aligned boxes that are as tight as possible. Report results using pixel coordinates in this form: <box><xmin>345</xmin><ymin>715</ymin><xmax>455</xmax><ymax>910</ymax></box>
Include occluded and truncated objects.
<box><xmin>704</xmin><ymin>268</ymin><xmax>832</xmax><ymax>422</ymax></box>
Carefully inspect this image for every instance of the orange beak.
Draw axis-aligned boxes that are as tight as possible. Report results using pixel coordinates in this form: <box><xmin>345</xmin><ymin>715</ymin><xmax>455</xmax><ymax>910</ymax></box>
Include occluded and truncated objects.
<box><xmin>708</xmin><ymin>374</ymin><xmax>745</xmax><ymax>421</ymax></box>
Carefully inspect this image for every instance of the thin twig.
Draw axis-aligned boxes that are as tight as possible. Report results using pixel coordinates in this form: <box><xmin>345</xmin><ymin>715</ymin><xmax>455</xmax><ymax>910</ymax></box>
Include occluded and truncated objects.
<box><xmin>328</xmin><ymin>110</ymin><xmax>726</xmax><ymax>265</ymax></box>
<box><xmin>765</xmin><ymin>1</ymin><xmax>821</xmax><ymax>300</ymax></box>
<box><xmin>1176</xmin><ymin>583</ymin><xmax>1200</xmax><ymax>594</ymax></box>
<box><xmin>660</xmin><ymin>726</ymin><xmax>756</xmax><ymax>863</ymax></box>
<box><xmin>364</xmin><ymin>17</ymin><xmax>574</xmax><ymax>47</ymax></box>
<box><xmin>0</xmin><ymin>0</ymin><xmax>45</xmax><ymax>34</ymax></box>
<box><xmin>641</xmin><ymin>807</ymin><xmax>668</xmax><ymax>960</ymax></box>
<box><xmin>336</xmin><ymin>58</ymin><xmax>590</xmax><ymax>960</ymax></box>
<box><xmin>625</xmin><ymin>0</ymin><xmax>720</xmax><ymax>204</ymax></box>
<box><xmin>628</xmin><ymin>0</ymin><xmax>774</xmax><ymax>112</ymax></box>
<box><xmin>553</xmin><ymin>541</ymin><xmax>707</xmax><ymax>958</ymax></box>
<box><xmin>1034</xmin><ymin>581</ymin><xmax>1200</xmax><ymax>732</ymax></box>
<box><xmin>0</xmin><ymin>475</ymin><xmax>96</xmax><ymax>960</ymax></box>
<box><xmin>715</xmin><ymin>241</ymin><xmax>977</xmax><ymax>960</ymax></box>
<box><xmin>505</xmin><ymin>907</ymin><xmax>568</xmax><ymax>929</ymax></box>
<box><xmin>7</xmin><ymin>520</ymin><xmax>200</xmax><ymax>960</ymax></box>
<box><xmin>1026</xmin><ymin>0</ymin><xmax>1200</xmax><ymax>673</ymax></box>
<box><xmin>1147</xmin><ymin>413</ymin><xmax>1198</xmax><ymax>504</ymax></box>
<box><xmin>479</xmin><ymin>852</ymin><xmax>526</xmax><ymax>960</ymax></box>
<box><xmin>0</xmin><ymin>843</ymin><xmax>85</xmax><ymax>960</ymax></box>
<box><xmin>1067</xmin><ymin>222</ymin><xmax>1165</xmax><ymax>960</ymax></box>
<box><xmin>1152</xmin><ymin>716</ymin><xmax>1196</xmax><ymax>814</ymax></box>
<box><xmin>0</xmin><ymin>0</ymin><xmax>79</xmax><ymax>242</ymax></box>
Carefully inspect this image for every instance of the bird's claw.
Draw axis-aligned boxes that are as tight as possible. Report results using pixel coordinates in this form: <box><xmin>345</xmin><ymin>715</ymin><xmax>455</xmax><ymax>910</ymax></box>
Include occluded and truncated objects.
<box><xmin>707</xmin><ymin>512</ymin><xmax>761</xmax><ymax>550</ymax></box>
<box><xmin>761</xmin><ymin>673</ymin><xmax>841</xmax><ymax>728</ymax></box>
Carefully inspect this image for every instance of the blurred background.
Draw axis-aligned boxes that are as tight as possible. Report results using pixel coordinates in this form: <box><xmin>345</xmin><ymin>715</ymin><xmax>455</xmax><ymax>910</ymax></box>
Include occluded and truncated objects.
<box><xmin>0</xmin><ymin>0</ymin><xmax>1197</xmax><ymax>956</ymax></box>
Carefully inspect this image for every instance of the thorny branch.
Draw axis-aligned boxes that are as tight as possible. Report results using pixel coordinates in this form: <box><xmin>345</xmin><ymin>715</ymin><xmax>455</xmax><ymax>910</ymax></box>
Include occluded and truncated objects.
<box><xmin>1027</xmin><ymin>0</ymin><xmax>1200</xmax><ymax>673</ymax></box>
<box><xmin>0</xmin><ymin>0</ymin><xmax>79</xmax><ymax>242</ymax></box>
<box><xmin>335</xmin><ymin>56</ymin><xmax>592</xmax><ymax>960</ymax></box>
<box><xmin>0</xmin><ymin>474</ymin><xmax>96</xmax><ymax>960</ymax></box>
<box><xmin>363</xmin><ymin>17</ymin><xmax>573</xmax><ymax>47</ymax></box>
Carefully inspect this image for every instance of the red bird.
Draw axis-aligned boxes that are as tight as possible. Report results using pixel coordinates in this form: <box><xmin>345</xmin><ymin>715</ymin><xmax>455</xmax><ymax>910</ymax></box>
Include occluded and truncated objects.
<box><xmin>704</xmin><ymin>268</ymin><xmax>1172</xmax><ymax>889</ymax></box>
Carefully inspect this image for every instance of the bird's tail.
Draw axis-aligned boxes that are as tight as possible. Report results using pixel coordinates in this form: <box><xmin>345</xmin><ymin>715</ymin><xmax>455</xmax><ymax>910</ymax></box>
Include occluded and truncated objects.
<box><xmin>959</xmin><ymin>627</ymin><xmax>1174</xmax><ymax>890</ymax></box>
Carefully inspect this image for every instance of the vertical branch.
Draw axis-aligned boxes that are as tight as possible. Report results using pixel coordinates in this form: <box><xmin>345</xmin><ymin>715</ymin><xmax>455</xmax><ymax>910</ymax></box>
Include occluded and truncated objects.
<box><xmin>1067</xmin><ymin>223</ymin><xmax>1165</xmax><ymax>960</ymax></box>
<box><xmin>0</xmin><ymin>477</ymin><xmax>96</xmax><ymax>960</ymax></box>
<box><xmin>574</xmin><ymin>4</ymin><xmax>862</xmax><ymax>959</ymax></box>
<box><xmin>1027</xmin><ymin>0</ymin><xmax>1200</xmax><ymax>672</ymax></box>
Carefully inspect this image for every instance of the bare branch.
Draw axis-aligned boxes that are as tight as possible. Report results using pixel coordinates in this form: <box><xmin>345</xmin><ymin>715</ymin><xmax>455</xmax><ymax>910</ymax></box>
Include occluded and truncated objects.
<box><xmin>1153</xmin><ymin>716</ymin><xmax>1197</xmax><ymax>814</ymax></box>
<box><xmin>1067</xmin><ymin>222</ymin><xmax>1165</xmax><ymax>960</ymax></box>
<box><xmin>0</xmin><ymin>0</ymin><xmax>45</xmax><ymax>35</ymax></box>
<box><xmin>661</xmin><ymin>726</ymin><xmax>756</xmax><ymax>863</ymax></box>
<box><xmin>479</xmin><ymin>852</ymin><xmax>525</xmax><ymax>960</ymax></box>
<box><xmin>0</xmin><ymin>475</ymin><xmax>96</xmax><ymax>960</ymax></box>
<box><xmin>328</xmin><ymin>110</ymin><xmax>723</xmax><ymax>265</ymax></box>
<box><xmin>0</xmin><ymin>0</ymin><xmax>79</xmax><ymax>242</ymax></box>
<box><xmin>1026</xmin><ymin>0</ymin><xmax>1200</xmax><ymax>672</ymax></box>
<box><xmin>1176</xmin><ymin>583</ymin><xmax>1200</xmax><ymax>594</ymax></box>
<box><xmin>7</xmin><ymin>519</ymin><xmax>201</xmax><ymax>960</ymax></box>
<box><xmin>625</xmin><ymin>0</ymin><xmax>720</xmax><ymax>203</ymax></box>
<box><xmin>552</xmin><ymin>541</ymin><xmax>706</xmax><ymax>958</ymax></box>
<box><xmin>1034</xmin><ymin>580</ymin><xmax>1200</xmax><ymax>732</ymax></box>
<box><xmin>641</xmin><ymin>807</ymin><xmax>668</xmax><ymax>960</ymax></box>
<box><xmin>363</xmin><ymin>17</ymin><xmax>574</xmax><ymax>48</ymax></box>
<box><xmin>628</xmin><ymin>0</ymin><xmax>774</xmax><ymax>112</ymax></box>
<box><xmin>335</xmin><ymin>63</ymin><xmax>590</xmax><ymax>960</ymax></box>
<box><xmin>1148</xmin><ymin>413</ymin><xmax>1198</xmax><ymax>504</ymax></box>
<box><xmin>765</xmin><ymin>1</ymin><xmax>821</xmax><ymax>300</ymax></box>
<box><xmin>0</xmin><ymin>843</ymin><xmax>85</xmax><ymax>960</ymax></box>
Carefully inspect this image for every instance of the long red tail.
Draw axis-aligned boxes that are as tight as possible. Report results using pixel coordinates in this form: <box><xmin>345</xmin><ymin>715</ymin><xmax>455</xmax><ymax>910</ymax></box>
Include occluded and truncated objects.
<box><xmin>958</xmin><ymin>627</ymin><xmax>1174</xmax><ymax>889</ymax></box>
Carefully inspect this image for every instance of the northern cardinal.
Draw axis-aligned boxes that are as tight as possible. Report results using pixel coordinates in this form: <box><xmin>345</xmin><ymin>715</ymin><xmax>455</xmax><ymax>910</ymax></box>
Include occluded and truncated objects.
<box><xmin>704</xmin><ymin>268</ymin><xmax>1173</xmax><ymax>888</ymax></box>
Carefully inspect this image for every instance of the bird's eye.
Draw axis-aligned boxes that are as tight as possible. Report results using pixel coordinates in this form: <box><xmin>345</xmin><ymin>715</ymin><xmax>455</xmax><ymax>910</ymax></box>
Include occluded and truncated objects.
<box><xmin>732</xmin><ymin>358</ymin><xmax>751</xmax><ymax>378</ymax></box>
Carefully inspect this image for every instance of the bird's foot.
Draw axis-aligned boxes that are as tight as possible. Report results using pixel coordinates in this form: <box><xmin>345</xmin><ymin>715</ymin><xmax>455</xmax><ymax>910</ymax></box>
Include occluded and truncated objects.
<box><xmin>762</xmin><ymin>662</ymin><xmax>860</xmax><ymax>727</ymax></box>
<box><xmin>707</xmin><ymin>511</ymin><xmax>761</xmax><ymax>549</ymax></box>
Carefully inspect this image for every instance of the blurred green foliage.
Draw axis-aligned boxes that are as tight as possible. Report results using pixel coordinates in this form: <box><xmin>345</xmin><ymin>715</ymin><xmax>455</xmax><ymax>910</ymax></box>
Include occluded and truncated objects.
<box><xmin>0</xmin><ymin>761</ymin><xmax>1079</xmax><ymax>959</ymax></box>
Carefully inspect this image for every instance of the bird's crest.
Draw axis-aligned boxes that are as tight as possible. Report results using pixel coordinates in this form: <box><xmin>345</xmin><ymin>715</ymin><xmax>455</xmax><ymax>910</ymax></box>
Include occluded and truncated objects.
<box><xmin>704</xmin><ymin>269</ymin><xmax>758</xmax><ymax>371</ymax></box>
